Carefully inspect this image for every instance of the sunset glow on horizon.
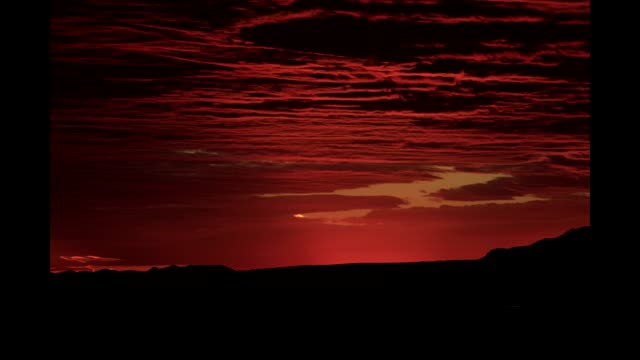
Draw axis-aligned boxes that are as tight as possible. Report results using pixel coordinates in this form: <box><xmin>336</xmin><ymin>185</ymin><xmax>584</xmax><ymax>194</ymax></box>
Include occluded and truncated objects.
<box><xmin>50</xmin><ymin>0</ymin><xmax>589</xmax><ymax>271</ymax></box>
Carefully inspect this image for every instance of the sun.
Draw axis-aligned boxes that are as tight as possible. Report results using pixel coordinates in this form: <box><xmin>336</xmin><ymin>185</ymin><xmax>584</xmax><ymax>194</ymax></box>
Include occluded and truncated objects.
<box><xmin>293</xmin><ymin>214</ymin><xmax>305</xmax><ymax>218</ymax></box>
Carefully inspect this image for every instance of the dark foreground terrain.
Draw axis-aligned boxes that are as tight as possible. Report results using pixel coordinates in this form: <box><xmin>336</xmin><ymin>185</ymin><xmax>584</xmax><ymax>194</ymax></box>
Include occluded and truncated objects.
<box><xmin>50</xmin><ymin>227</ymin><xmax>592</xmax><ymax>329</ymax></box>
<box><xmin>51</xmin><ymin>226</ymin><xmax>591</xmax><ymax>290</ymax></box>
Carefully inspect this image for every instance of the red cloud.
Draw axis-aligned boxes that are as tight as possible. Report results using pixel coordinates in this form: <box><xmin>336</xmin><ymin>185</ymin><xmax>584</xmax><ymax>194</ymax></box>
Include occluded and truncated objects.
<box><xmin>60</xmin><ymin>255</ymin><xmax>121</xmax><ymax>264</ymax></box>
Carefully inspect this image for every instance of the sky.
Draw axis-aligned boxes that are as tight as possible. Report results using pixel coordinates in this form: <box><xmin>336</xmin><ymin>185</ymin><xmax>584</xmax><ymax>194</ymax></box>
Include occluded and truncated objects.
<box><xmin>50</xmin><ymin>0</ymin><xmax>589</xmax><ymax>272</ymax></box>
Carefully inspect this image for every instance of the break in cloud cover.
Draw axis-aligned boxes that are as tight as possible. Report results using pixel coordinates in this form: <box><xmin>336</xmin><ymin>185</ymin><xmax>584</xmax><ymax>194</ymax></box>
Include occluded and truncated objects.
<box><xmin>50</xmin><ymin>0</ymin><xmax>589</xmax><ymax>271</ymax></box>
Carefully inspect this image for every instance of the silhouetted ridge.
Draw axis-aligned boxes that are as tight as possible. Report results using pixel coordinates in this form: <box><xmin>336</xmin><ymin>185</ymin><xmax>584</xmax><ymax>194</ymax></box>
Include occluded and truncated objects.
<box><xmin>482</xmin><ymin>226</ymin><xmax>591</xmax><ymax>263</ymax></box>
<box><xmin>146</xmin><ymin>264</ymin><xmax>235</xmax><ymax>273</ymax></box>
<box><xmin>49</xmin><ymin>227</ymin><xmax>592</xmax><ymax>307</ymax></box>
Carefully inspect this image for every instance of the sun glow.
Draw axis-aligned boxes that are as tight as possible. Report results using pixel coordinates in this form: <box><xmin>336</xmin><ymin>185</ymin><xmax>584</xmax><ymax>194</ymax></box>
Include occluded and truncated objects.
<box><xmin>293</xmin><ymin>214</ymin><xmax>305</xmax><ymax>218</ymax></box>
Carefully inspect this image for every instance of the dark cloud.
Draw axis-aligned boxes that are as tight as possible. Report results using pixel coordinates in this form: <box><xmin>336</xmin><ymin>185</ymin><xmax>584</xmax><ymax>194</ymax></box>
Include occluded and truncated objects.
<box><xmin>277</xmin><ymin>0</ymin><xmax>551</xmax><ymax>19</ymax></box>
<box><xmin>432</xmin><ymin>176</ymin><xmax>522</xmax><ymax>201</ymax></box>
<box><xmin>240</xmin><ymin>15</ymin><xmax>588</xmax><ymax>60</ymax></box>
<box><xmin>404</xmin><ymin>141</ymin><xmax>460</xmax><ymax>149</ymax></box>
<box><xmin>411</xmin><ymin>116</ymin><xmax>589</xmax><ymax>135</ymax></box>
<box><xmin>411</xmin><ymin>55</ymin><xmax>589</xmax><ymax>82</ymax></box>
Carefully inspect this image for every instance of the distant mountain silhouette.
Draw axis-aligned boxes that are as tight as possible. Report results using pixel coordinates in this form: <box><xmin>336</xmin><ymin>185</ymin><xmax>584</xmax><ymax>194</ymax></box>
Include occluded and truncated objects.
<box><xmin>48</xmin><ymin>227</ymin><xmax>593</xmax><ymax>338</ymax></box>
<box><xmin>50</xmin><ymin>227</ymin><xmax>591</xmax><ymax>304</ymax></box>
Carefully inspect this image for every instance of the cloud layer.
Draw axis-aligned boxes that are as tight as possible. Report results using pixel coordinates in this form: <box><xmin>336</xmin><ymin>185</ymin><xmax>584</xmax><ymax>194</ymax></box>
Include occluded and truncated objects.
<box><xmin>50</xmin><ymin>0</ymin><xmax>589</xmax><ymax>271</ymax></box>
